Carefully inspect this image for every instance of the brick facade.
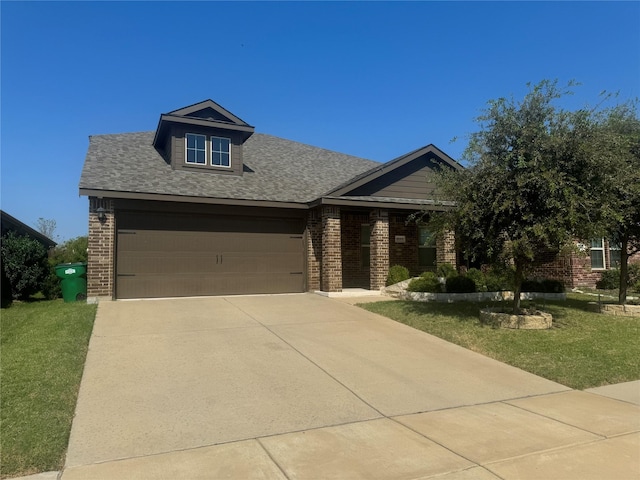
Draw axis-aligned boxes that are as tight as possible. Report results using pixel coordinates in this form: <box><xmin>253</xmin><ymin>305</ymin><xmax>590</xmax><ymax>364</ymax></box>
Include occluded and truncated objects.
<box><xmin>529</xmin><ymin>241</ymin><xmax>640</xmax><ymax>289</ymax></box>
<box><xmin>340</xmin><ymin>211</ymin><xmax>370</xmax><ymax>288</ymax></box>
<box><xmin>321</xmin><ymin>206</ymin><xmax>342</xmax><ymax>292</ymax></box>
<box><xmin>306</xmin><ymin>208</ymin><xmax>322</xmax><ymax>291</ymax></box>
<box><xmin>369</xmin><ymin>209</ymin><xmax>389</xmax><ymax>290</ymax></box>
<box><xmin>436</xmin><ymin>230</ymin><xmax>457</xmax><ymax>266</ymax></box>
<box><xmin>389</xmin><ymin>213</ymin><xmax>421</xmax><ymax>277</ymax></box>
<box><xmin>87</xmin><ymin>197</ymin><xmax>115</xmax><ymax>298</ymax></box>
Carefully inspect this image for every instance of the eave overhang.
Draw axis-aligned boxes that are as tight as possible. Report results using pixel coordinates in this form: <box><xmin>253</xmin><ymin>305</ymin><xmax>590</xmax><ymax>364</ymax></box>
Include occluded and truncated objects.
<box><xmin>79</xmin><ymin>188</ymin><xmax>308</xmax><ymax>210</ymax></box>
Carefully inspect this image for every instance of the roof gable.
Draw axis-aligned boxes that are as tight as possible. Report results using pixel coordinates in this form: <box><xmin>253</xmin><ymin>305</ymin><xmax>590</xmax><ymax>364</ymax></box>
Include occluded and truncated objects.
<box><xmin>167</xmin><ymin>99</ymin><xmax>251</xmax><ymax>126</ymax></box>
<box><xmin>153</xmin><ymin>99</ymin><xmax>255</xmax><ymax>151</ymax></box>
<box><xmin>326</xmin><ymin>144</ymin><xmax>463</xmax><ymax>199</ymax></box>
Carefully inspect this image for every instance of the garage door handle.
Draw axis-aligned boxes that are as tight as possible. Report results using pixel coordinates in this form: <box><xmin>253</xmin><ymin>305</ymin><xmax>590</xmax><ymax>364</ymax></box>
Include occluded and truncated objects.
<box><xmin>290</xmin><ymin>236</ymin><xmax>303</xmax><ymax>239</ymax></box>
<box><xmin>117</xmin><ymin>273</ymin><xmax>136</xmax><ymax>277</ymax></box>
<box><xmin>118</xmin><ymin>230</ymin><xmax>137</xmax><ymax>235</ymax></box>
<box><xmin>290</xmin><ymin>272</ymin><xmax>303</xmax><ymax>275</ymax></box>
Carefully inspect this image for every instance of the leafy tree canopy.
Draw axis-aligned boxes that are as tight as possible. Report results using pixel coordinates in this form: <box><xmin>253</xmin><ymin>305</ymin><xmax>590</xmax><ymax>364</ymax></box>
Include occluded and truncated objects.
<box><xmin>433</xmin><ymin>80</ymin><xmax>602</xmax><ymax>311</ymax></box>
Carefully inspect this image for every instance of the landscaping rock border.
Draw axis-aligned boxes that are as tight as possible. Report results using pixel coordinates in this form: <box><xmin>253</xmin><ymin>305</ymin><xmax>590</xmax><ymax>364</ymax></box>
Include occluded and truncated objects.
<box><xmin>587</xmin><ymin>302</ymin><xmax>640</xmax><ymax>317</ymax></box>
<box><xmin>384</xmin><ymin>284</ymin><xmax>566</xmax><ymax>303</ymax></box>
<box><xmin>480</xmin><ymin>308</ymin><xmax>553</xmax><ymax>329</ymax></box>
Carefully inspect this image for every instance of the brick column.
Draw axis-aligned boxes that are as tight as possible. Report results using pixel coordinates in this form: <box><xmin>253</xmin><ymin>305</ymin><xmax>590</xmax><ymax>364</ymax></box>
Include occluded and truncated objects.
<box><xmin>321</xmin><ymin>205</ymin><xmax>342</xmax><ymax>292</ymax></box>
<box><xmin>306</xmin><ymin>208</ymin><xmax>322</xmax><ymax>291</ymax></box>
<box><xmin>370</xmin><ymin>209</ymin><xmax>389</xmax><ymax>290</ymax></box>
<box><xmin>87</xmin><ymin>197</ymin><xmax>115</xmax><ymax>300</ymax></box>
<box><xmin>436</xmin><ymin>230</ymin><xmax>456</xmax><ymax>266</ymax></box>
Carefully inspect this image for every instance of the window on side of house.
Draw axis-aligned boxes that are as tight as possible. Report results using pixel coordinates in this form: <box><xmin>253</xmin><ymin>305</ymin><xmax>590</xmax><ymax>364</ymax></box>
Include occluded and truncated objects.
<box><xmin>418</xmin><ymin>226</ymin><xmax>436</xmax><ymax>267</ymax></box>
<box><xmin>185</xmin><ymin>133</ymin><xmax>207</xmax><ymax>165</ymax></box>
<box><xmin>590</xmin><ymin>238</ymin><xmax>605</xmax><ymax>270</ymax></box>
<box><xmin>609</xmin><ymin>241</ymin><xmax>621</xmax><ymax>268</ymax></box>
<box><xmin>361</xmin><ymin>224</ymin><xmax>370</xmax><ymax>268</ymax></box>
<box><xmin>211</xmin><ymin>136</ymin><xmax>231</xmax><ymax>167</ymax></box>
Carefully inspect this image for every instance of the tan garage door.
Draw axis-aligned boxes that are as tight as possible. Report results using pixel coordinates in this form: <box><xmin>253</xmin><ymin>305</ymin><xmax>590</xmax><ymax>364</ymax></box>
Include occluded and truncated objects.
<box><xmin>116</xmin><ymin>212</ymin><xmax>305</xmax><ymax>299</ymax></box>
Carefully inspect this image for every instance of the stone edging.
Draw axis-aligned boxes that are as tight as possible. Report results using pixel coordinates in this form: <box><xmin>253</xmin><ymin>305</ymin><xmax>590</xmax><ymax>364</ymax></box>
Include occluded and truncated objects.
<box><xmin>385</xmin><ymin>290</ymin><xmax>566</xmax><ymax>303</ymax></box>
<box><xmin>587</xmin><ymin>302</ymin><xmax>640</xmax><ymax>317</ymax></box>
<box><xmin>479</xmin><ymin>308</ymin><xmax>553</xmax><ymax>329</ymax></box>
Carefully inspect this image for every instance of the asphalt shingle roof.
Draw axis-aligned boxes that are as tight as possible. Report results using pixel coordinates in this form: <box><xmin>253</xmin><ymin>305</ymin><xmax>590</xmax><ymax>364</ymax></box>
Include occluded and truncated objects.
<box><xmin>79</xmin><ymin>131</ymin><xmax>380</xmax><ymax>203</ymax></box>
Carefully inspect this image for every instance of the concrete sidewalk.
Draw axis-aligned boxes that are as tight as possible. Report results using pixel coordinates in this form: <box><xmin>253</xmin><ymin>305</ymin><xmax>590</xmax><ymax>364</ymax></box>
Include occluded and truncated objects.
<box><xmin>58</xmin><ymin>294</ymin><xmax>639</xmax><ymax>479</ymax></box>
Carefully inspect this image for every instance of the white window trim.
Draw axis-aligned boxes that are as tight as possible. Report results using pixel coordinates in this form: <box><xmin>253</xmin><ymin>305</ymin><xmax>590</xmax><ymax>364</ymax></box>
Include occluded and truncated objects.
<box><xmin>210</xmin><ymin>136</ymin><xmax>231</xmax><ymax>168</ymax></box>
<box><xmin>185</xmin><ymin>133</ymin><xmax>207</xmax><ymax>165</ymax></box>
<box><xmin>608</xmin><ymin>241</ymin><xmax>621</xmax><ymax>269</ymax></box>
<box><xmin>590</xmin><ymin>238</ymin><xmax>606</xmax><ymax>270</ymax></box>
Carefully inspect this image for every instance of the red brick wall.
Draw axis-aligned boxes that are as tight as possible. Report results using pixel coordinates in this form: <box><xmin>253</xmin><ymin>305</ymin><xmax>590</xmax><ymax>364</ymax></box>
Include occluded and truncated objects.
<box><xmin>389</xmin><ymin>213</ymin><xmax>421</xmax><ymax>277</ymax></box>
<box><xmin>306</xmin><ymin>208</ymin><xmax>322</xmax><ymax>291</ymax></box>
<box><xmin>321</xmin><ymin>206</ymin><xmax>342</xmax><ymax>292</ymax></box>
<box><xmin>87</xmin><ymin>197</ymin><xmax>115</xmax><ymax>298</ymax></box>
<box><xmin>341</xmin><ymin>212</ymin><xmax>370</xmax><ymax>288</ymax></box>
<box><xmin>370</xmin><ymin>209</ymin><xmax>389</xmax><ymax>290</ymax></box>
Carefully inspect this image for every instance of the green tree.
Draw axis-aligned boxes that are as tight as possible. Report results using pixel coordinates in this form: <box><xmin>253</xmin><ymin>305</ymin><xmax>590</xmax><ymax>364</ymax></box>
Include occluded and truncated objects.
<box><xmin>587</xmin><ymin>101</ymin><xmax>640</xmax><ymax>304</ymax></box>
<box><xmin>0</xmin><ymin>232</ymin><xmax>49</xmax><ymax>300</ymax></box>
<box><xmin>433</xmin><ymin>80</ymin><xmax>598</xmax><ymax>312</ymax></box>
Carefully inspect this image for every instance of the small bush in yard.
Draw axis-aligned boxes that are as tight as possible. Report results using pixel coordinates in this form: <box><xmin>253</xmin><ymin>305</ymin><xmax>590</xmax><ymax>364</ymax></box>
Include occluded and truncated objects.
<box><xmin>596</xmin><ymin>269</ymin><xmax>620</xmax><ymax>290</ymax></box>
<box><xmin>541</xmin><ymin>279</ymin><xmax>565</xmax><ymax>293</ymax></box>
<box><xmin>484</xmin><ymin>267</ymin><xmax>512</xmax><ymax>291</ymax></box>
<box><xmin>633</xmin><ymin>280</ymin><xmax>640</xmax><ymax>294</ymax></box>
<box><xmin>436</xmin><ymin>263</ymin><xmax>457</xmax><ymax>279</ymax></box>
<box><xmin>408</xmin><ymin>271</ymin><xmax>443</xmax><ymax>293</ymax></box>
<box><xmin>445</xmin><ymin>275</ymin><xmax>477</xmax><ymax>293</ymax></box>
<box><xmin>465</xmin><ymin>268</ymin><xmax>486</xmax><ymax>291</ymax></box>
<box><xmin>386</xmin><ymin>265</ymin><xmax>410</xmax><ymax>286</ymax></box>
<box><xmin>521</xmin><ymin>279</ymin><xmax>545</xmax><ymax>292</ymax></box>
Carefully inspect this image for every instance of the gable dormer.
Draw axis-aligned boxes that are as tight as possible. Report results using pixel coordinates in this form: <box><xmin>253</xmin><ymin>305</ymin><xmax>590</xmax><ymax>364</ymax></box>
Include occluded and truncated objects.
<box><xmin>153</xmin><ymin>100</ymin><xmax>254</xmax><ymax>176</ymax></box>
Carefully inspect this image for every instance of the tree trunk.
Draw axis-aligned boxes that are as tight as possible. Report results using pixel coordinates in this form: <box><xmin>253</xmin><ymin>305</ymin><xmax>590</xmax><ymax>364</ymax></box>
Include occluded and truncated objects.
<box><xmin>619</xmin><ymin>233</ymin><xmax>629</xmax><ymax>305</ymax></box>
<box><xmin>513</xmin><ymin>262</ymin><xmax>524</xmax><ymax>314</ymax></box>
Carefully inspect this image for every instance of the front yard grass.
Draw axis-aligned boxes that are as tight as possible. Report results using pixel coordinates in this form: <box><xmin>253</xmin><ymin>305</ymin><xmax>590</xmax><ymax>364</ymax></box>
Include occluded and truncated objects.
<box><xmin>361</xmin><ymin>294</ymin><xmax>639</xmax><ymax>390</ymax></box>
<box><xmin>1</xmin><ymin>300</ymin><xmax>97</xmax><ymax>478</ymax></box>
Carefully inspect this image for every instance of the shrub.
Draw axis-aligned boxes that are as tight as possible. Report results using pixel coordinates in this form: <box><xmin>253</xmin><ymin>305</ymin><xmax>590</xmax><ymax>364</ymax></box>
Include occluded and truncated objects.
<box><xmin>1</xmin><ymin>232</ymin><xmax>49</xmax><ymax>300</ymax></box>
<box><xmin>484</xmin><ymin>267</ymin><xmax>512</xmax><ymax>291</ymax></box>
<box><xmin>541</xmin><ymin>279</ymin><xmax>565</xmax><ymax>293</ymax></box>
<box><xmin>436</xmin><ymin>263</ymin><xmax>457</xmax><ymax>279</ymax></box>
<box><xmin>596</xmin><ymin>269</ymin><xmax>620</xmax><ymax>290</ymax></box>
<box><xmin>407</xmin><ymin>271</ymin><xmax>443</xmax><ymax>293</ymax></box>
<box><xmin>1</xmin><ymin>259</ymin><xmax>12</xmax><ymax>308</ymax></box>
<box><xmin>521</xmin><ymin>279</ymin><xmax>545</xmax><ymax>292</ymax></box>
<box><xmin>445</xmin><ymin>275</ymin><xmax>477</xmax><ymax>293</ymax></box>
<box><xmin>627</xmin><ymin>263</ymin><xmax>640</xmax><ymax>286</ymax></box>
<box><xmin>465</xmin><ymin>268</ymin><xmax>486</xmax><ymax>291</ymax></box>
<box><xmin>386</xmin><ymin>265</ymin><xmax>410</xmax><ymax>286</ymax></box>
<box><xmin>633</xmin><ymin>280</ymin><xmax>640</xmax><ymax>294</ymax></box>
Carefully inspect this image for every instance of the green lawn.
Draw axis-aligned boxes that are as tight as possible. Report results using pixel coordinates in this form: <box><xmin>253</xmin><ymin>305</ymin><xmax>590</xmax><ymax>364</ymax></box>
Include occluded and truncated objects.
<box><xmin>361</xmin><ymin>294</ymin><xmax>639</xmax><ymax>390</ymax></box>
<box><xmin>1</xmin><ymin>300</ymin><xmax>97</xmax><ymax>478</ymax></box>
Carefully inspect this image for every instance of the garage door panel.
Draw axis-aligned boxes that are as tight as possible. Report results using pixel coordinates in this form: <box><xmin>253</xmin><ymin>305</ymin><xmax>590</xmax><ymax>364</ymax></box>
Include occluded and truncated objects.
<box><xmin>116</xmin><ymin>213</ymin><xmax>305</xmax><ymax>299</ymax></box>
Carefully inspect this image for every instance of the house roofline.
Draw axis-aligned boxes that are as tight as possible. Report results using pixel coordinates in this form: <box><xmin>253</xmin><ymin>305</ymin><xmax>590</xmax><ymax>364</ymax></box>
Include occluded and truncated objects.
<box><xmin>0</xmin><ymin>210</ymin><xmax>57</xmax><ymax>247</ymax></box>
<box><xmin>325</xmin><ymin>144</ymin><xmax>463</xmax><ymax>197</ymax></box>
<box><xmin>79</xmin><ymin>189</ymin><xmax>308</xmax><ymax>210</ymax></box>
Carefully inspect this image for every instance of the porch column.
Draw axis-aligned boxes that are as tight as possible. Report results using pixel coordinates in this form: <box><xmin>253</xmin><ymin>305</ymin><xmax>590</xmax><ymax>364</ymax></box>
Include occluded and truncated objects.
<box><xmin>370</xmin><ymin>208</ymin><xmax>389</xmax><ymax>290</ymax></box>
<box><xmin>321</xmin><ymin>205</ymin><xmax>342</xmax><ymax>292</ymax></box>
<box><xmin>87</xmin><ymin>197</ymin><xmax>115</xmax><ymax>301</ymax></box>
<box><xmin>436</xmin><ymin>229</ymin><xmax>456</xmax><ymax>266</ymax></box>
<box><xmin>306</xmin><ymin>208</ymin><xmax>322</xmax><ymax>291</ymax></box>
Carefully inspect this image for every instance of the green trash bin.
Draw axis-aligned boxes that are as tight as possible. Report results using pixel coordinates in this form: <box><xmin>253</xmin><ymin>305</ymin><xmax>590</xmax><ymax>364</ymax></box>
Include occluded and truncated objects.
<box><xmin>55</xmin><ymin>263</ymin><xmax>87</xmax><ymax>302</ymax></box>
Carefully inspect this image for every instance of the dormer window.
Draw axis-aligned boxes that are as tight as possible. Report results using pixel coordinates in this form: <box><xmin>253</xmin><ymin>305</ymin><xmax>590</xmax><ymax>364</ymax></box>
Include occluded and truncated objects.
<box><xmin>186</xmin><ymin>133</ymin><xmax>206</xmax><ymax>165</ymax></box>
<box><xmin>211</xmin><ymin>137</ymin><xmax>231</xmax><ymax>167</ymax></box>
<box><xmin>185</xmin><ymin>133</ymin><xmax>231</xmax><ymax>168</ymax></box>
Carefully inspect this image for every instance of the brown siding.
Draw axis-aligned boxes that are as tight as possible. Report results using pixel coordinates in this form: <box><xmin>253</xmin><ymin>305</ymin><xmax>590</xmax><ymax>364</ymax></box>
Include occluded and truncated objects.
<box><xmin>170</xmin><ymin>124</ymin><xmax>244</xmax><ymax>176</ymax></box>
<box><xmin>345</xmin><ymin>154</ymin><xmax>442</xmax><ymax>200</ymax></box>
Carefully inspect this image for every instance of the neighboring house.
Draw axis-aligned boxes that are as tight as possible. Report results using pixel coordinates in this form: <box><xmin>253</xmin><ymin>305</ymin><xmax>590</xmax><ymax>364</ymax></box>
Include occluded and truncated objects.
<box><xmin>530</xmin><ymin>239</ymin><xmax>640</xmax><ymax>289</ymax></box>
<box><xmin>0</xmin><ymin>210</ymin><xmax>57</xmax><ymax>249</ymax></box>
<box><xmin>79</xmin><ymin>100</ymin><xmax>462</xmax><ymax>300</ymax></box>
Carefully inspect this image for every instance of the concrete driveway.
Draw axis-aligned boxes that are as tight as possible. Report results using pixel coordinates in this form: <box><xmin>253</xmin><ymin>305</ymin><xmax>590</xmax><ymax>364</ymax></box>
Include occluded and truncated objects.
<box><xmin>63</xmin><ymin>293</ymin><xmax>640</xmax><ymax>479</ymax></box>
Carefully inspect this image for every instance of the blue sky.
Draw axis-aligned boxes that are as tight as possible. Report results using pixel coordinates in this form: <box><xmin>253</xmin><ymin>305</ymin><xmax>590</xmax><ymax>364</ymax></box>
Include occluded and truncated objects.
<box><xmin>1</xmin><ymin>1</ymin><xmax>638</xmax><ymax>242</ymax></box>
